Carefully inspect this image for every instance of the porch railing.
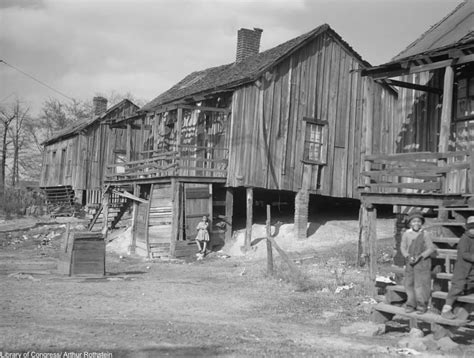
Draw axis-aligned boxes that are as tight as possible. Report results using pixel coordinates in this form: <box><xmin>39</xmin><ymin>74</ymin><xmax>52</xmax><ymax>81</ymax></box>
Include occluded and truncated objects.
<box><xmin>105</xmin><ymin>145</ymin><xmax>228</xmax><ymax>181</ymax></box>
<box><xmin>362</xmin><ymin>151</ymin><xmax>473</xmax><ymax>195</ymax></box>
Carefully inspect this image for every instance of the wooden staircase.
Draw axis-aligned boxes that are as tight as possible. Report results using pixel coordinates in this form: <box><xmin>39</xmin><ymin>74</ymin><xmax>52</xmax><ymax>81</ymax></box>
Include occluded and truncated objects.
<box><xmin>87</xmin><ymin>200</ymin><xmax>131</xmax><ymax>231</ymax></box>
<box><xmin>372</xmin><ymin>206</ymin><xmax>474</xmax><ymax>333</ymax></box>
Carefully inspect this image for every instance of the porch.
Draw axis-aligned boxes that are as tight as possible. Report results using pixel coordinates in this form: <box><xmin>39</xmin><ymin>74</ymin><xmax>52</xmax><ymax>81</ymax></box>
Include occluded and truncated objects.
<box><xmin>361</xmin><ymin>150</ymin><xmax>474</xmax><ymax>207</ymax></box>
<box><xmin>104</xmin><ymin>144</ymin><xmax>229</xmax><ymax>185</ymax></box>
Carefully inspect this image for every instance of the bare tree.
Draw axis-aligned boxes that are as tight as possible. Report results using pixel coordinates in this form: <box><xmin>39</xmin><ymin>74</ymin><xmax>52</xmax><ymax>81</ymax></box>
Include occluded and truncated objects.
<box><xmin>37</xmin><ymin>98</ymin><xmax>92</xmax><ymax>140</ymax></box>
<box><xmin>8</xmin><ymin>98</ymin><xmax>30</xmax><ymax>186</ymax></box>
<box><xmin>104</xmin><ymin>90</ymin><xmax>147</xmax><ymax>108</ymax></box>
<box><xmin>0</xmin><ymin>106</ymin><xmax>15</xmax><ymax>192</ymax></box>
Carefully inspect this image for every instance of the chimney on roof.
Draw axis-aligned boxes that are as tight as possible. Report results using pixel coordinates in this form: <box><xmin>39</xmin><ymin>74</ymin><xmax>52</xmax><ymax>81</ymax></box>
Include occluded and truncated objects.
<box><xmin>93</xmin><ymin>96</ymin><xmax>108</xmax><ymax>116</ymax></box>
<box><xmin>236</xmin><ymin>28</ymin><xmax>263</xmax><ymax>63</ymax></box>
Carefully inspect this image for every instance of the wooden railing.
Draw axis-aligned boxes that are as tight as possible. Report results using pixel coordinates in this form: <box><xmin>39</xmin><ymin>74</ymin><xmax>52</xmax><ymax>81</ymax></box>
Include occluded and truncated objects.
<box><xmin>362</xmin><ymin>151</ymin><xmax>473</xmax><ymax>195</ymax></box>
<box><xmin>105</xmin><ymin>145</ymin><xmax>228</xmax><ymax>181</ymax></box>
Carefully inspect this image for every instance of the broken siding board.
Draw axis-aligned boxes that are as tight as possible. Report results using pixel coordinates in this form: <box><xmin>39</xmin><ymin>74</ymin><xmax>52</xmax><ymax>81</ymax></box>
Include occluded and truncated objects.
<box><xmin>264</xmin><ymin>75</ymin><xmax>277</xmax><ymax>189</ymax></box>
<box><xmin>306</xmin><ymin>39</ymin><xmax>320</xmax><ymax>192</ymax></box>
<box><xmin>345</xmin><ymin>58</ymin><xmax>356</xmax><ymax>198</ymax></box>
<box><xmin>335</xmin><ymin>51</ymin><xmax>351</xmax><ymax>197</ymax></box>
<box><xmin>278</xmin><ymin>57</ymin><xmax>291</xmax><ymax>184</ymax></box>
<box><xmin>355</xmin><ymin>72</ymin><xmax>366</xmax><ymax>192</ymax></box>
<box><xmin>334</xmin><ymin>50</ymin><xmax>349</xmax><ymax>149</ymax></box>
<box><xmin>325</xmin><ymin>41</ymin><xmax>341</xmax><ymax>196</ymax></box>
<box><xmin>319</xmin><ymin>39</ymin><xmax>333</xmax><ymax>195</ymax></box>
<box><xmin>269</xmin><ymin>65</ymin><xmax>282</xmax><ymax>189</ymax></box>
<box><xmin>294</xmin><ymin>46</ymin><xmax>312</xmax><ymax>191</ymax></box>
<box><xmin>288</xmin><ymin>49</ymin><xmax>302</xmax><ymax>179</ymax></box>
<box><xmin>282</xmin><ymin>56</ymin><xmax>295</xmax><ymax>182</ymax></box>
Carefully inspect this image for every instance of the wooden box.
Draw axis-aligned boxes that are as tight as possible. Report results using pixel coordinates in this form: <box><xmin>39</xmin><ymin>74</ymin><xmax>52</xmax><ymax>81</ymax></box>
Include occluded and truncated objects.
<box><xmin>70</xmin><ymin>232</ymin><xmax>105</xmax><ymax>276</ymax></box>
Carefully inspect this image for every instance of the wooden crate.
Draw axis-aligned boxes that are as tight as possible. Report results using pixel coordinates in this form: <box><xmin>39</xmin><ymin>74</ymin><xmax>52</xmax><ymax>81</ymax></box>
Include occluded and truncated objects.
<box><xmin>70</xmin><ymin>232</ymin><xmax>105</xmax><ymax>276</ymax></box>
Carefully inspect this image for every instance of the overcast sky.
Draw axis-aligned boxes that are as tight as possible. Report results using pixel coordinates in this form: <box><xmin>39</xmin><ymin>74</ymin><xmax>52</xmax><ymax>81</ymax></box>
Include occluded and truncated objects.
<box><xmin>0</xmin><ymin>0</ymin><xmax>463</xmax><ymax>114</ymax></box>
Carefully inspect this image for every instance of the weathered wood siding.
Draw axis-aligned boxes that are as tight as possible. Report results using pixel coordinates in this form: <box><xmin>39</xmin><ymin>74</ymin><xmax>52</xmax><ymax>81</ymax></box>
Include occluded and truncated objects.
<box><xmin>385</xmin><ymin>69</ymin><xmax>471</xmax><ymax>194</ymax></box>
<box><xmin>388</xmin><ymin>71</ymin><xmax>443</xmax><ymax>154</ymax></box>
<box><xmin>148</xmin><ymin>184</ymin><xmax>173</xmax><ymax>246</ymax></box>
<box><xmin>40</xmin><ymin>101</ymin><xmax>138</xmax><ymax>200</ymax></box>
<box><xmin>226</xmin><ymin>32</ymin><xmax>397</xmax><ymax>199</ymax></box>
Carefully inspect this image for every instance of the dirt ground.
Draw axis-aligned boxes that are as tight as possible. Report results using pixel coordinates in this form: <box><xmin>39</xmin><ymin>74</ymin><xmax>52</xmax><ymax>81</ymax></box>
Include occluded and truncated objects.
<box><xmin>1</xmin><ymin>215</ymin><xmax>473</xmax><ymax>357</ymax></box>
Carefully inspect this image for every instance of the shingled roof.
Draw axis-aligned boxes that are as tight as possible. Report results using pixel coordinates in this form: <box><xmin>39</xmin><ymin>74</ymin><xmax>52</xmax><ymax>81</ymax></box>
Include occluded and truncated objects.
<box><xmin>43</xmin><ymin>99</ymin><xmax>137</xmax><ymax>146</ymax></box>
<box><xmin>142</xmin><ymin>24</ymin><xmax>371</xmax><ymax>112</ymax></box>
<box><xmin>391</xmin><ymin>0</ymin><xmax>473</xmax><ymax>63</ymax></box>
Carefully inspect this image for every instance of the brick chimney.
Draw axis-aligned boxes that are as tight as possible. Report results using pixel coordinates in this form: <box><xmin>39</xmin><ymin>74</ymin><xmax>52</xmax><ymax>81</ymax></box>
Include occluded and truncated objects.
<box><xmin>236</xmin><ymin>28</ymin><xmax>263</xmax><ymax>63</ymax></box>
<box><xmin>93</xmin><ymin>96</ymin><xmax>108</xmax><ymax>116</ymax></box>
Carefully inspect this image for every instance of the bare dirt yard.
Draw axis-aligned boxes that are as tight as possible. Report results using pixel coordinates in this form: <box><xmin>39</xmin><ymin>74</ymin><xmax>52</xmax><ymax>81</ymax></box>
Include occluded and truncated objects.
<box><xmin>1</xmin><ymin>214</ymin><xmax>473</xmax><ymax>357</ymax></box>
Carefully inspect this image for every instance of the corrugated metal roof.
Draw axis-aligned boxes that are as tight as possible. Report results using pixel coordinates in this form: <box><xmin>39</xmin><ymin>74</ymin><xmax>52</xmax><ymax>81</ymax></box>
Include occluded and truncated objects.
<box><xmin>142</xmin><ymin>24</ymin><xmax>371</xmax><ymax>111</ymax></box>
<box><xmin>392</xmin><ymin>0</ymin><xmax>474</xmax><ymax>62</ymax></box>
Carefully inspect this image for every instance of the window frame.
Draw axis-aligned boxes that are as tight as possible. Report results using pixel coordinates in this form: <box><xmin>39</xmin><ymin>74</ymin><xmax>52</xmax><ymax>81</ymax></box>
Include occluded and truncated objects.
<box><xmin>455</xmin><ymin>67</ymin><xmax>474</xmax><ymax>122</ymax></box>
<box><xmin>301</xmin><ymin>117</ymin><xmax>328</xmax><ymax>165</ymax></box>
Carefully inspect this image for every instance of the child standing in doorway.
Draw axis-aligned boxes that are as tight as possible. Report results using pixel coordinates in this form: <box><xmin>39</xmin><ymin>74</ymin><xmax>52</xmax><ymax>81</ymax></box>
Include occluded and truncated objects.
<box><xmin>400</xmin><ymin>211</ymin><xmax>436</xmax><ymax>314</ymax></box>
<box><xmin>195</xmin><ymin>216</ymin><xmax>210</xmax><ymax>258</ymax></box>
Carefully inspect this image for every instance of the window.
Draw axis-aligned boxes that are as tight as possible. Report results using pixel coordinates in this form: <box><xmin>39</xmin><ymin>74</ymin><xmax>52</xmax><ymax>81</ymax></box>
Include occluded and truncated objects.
<box><xmin>455</xmin><ymin>68</ymin><xmax>474</xmax><ymax>121</ymax></box>
<box><xmin>114</xmin><ymin>153</ymin><xmax>126</xmax><ymax>174</ymax></box>
<box><xmin>303</xmin><ymin>117</ymin><xmax>327</xmax><ymax>164</ymax></box>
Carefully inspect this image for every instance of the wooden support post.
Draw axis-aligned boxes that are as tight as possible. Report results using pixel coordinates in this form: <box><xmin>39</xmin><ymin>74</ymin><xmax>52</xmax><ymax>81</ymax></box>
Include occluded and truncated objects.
<box><xmin>57</xmin><ymin>223</ymin><xmax>73</xmax><ymax>276</ymax></box>
<box><xmin>208</xmin><ymin>184</ymin><xmax>213</xmax><ymax>248</ymax></box>
<box><xmin>245</xmin><ymin>187</ymin><xmax>253</xmax><ymax>250</ymax></box>
<box><xmin>438</xmin><ymin>65</ymin><xmax>454</xmax><ymax>193</ymax></box>
<box><xmin>145</xmin><ymin>184</ymin><xmax>153</xmax><ymax>258</ymax></box>
<box><xmin>129</xmin><ymin>184</ymin><xmax>139</xmax><ymax>254</ymax></box>
<box><xmin>266</xmin><ymin>235</ymin><xmax>301</xmax><ymax>279</ymax></box>
<box><xmin>357</xmin><ymin>204</ymin><xmax>366</xmax><ymax>267</ymax></box>
<box><xmin>126</xmin><ymin>123</ymin><xmax>132</xmax><ymax>161</ymax></box>
<box><xmin>393</xmin><ymin>213</ymin><xmax>405</xmax><ymax>267</ymax></box>
<box><xmin>170</xmin><ymin>179</ymin><xmax>180</xmax><ymax>258</ymax></box>
<box><xmin>438</xmin><ymin>66</ymin><xmax>454</xmax><ymax>153</ymax></box>
<box><xmin>469</xmin><ymin>146</ymin><xmax>474</xmax><ymax>194</ymax></box>
<box><xmin>102</xmin><ymin>190</ymin><xmax>110</xmax><ymax>239</ymax></box>
<box><xmin>266</xmin><ymin>205</ymin><xmax>273</xmax><ymax>276</ymax></box>
<box><xmin>294</xmin><ymin>189</ymin><xmax>309</xmax><ymax>240</ymax></box>
<box><xmin>295</xmin><ymin>164</ymin><xmax>312</xmax><ymax>240</ymax></box>
<box><xmin>225</xmin><ymin>187</ymin><xmax>233</xmax><ymax>242</ymax></box>
<box><xmin>176</xmin><ymin>108</ymin><xmax>183</xmax><ymax>149</ymax></box>
<box><xmin>363</xmin><ymin>79</ymin><xmax>374</xmax><ymax>189</ymax></box>
<box><xmin>367</xmin><ymin>206</ymin><xmax>378</xmax><ymax>297</ymax></box>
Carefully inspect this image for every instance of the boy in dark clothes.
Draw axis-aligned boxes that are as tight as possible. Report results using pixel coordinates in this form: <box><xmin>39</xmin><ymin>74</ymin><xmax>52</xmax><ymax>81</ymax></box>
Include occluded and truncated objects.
<box><xmin>400</xmin><ymin>211</ymin><xmax>436</xmax><ymax>314</ymax></box>
<box><xmin>441</xmin><ymin>216</ymin><xmax>474</xmax><ymax>319</ymax></box>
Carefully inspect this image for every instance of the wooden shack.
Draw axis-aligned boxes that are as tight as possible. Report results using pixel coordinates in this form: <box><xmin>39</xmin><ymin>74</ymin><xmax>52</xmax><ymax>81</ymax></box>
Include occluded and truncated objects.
<box><xmin>40</xmin><ymin>97</ymin><xmax>139</xmax><ymax>221</ymax></box>
<box><xmin>360</xmin><ymin>0</ymin><xmax>474</xmax><ymax>329</ymax></box>
<box><xmin>103</xmin><ymin>24</ymin><xmax>397</xmax><ymax>258</ymax></box>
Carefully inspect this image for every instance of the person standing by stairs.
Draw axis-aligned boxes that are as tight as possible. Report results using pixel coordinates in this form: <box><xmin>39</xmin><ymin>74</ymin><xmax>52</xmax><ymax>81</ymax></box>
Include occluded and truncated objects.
<box><xmin>400</xmin><ymin>211</ymin><xmax>437</xmax><ymax>314</ymax></box>
<box><xmin>441</xmin><ymin>216</ymin><xmax>474</xmax><ymax>319</ymax></box>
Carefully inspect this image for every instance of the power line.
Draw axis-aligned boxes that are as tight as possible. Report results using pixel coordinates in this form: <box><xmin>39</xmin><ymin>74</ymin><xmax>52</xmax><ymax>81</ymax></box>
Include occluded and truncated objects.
<box><xmin>0</xmin><ymin>59</ymin><xmax>74</xmax><ymax>102</ymax></box>
<box><xmin>0</xmin><ymin>92</ymin><xmax>16</xmax><ymax>103</ymax></box>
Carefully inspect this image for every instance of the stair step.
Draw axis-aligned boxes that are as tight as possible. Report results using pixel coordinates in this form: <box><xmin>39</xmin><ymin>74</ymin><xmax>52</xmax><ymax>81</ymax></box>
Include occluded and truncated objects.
<box><xmin>428</xmin><ymin>221</ymin><xmax>465</xmax><ymax>227</ymax></box>
<box><xmin>436</xmin><ymin>248</ymin><xmax>457</xmax><ymax>259</ymax></box>
<box><xmin>432</xmin><ymin>237</ymin><xmax>460</xmax><ymax>245</ymax></box>
<box><xmin>435</xmin><ymin>207</ymin><xmax>474</xmax><ymax>211</ymax></box>
<box><xmin>436</xmin><ymin>272</ymin><xmax>453</xmax><ymax>280</ymax></box>
<box><xmin>373</xmin><ymin>303</ymin><xmax>469</xmax><ymax>327</ymax></box>
<box><xmin>386</xmin><ymin>285</ymin><xmax>474</xmax><ymax>304</ymax></box>
<box><xmin>387</xmin><ymin>285</ymin><xmax>406</xmax><ymax>293</ymax></box>
<box><xmin>432</xmin><ymin>291</ymin><xmax>474</xmax><ymax>304</ymax></box>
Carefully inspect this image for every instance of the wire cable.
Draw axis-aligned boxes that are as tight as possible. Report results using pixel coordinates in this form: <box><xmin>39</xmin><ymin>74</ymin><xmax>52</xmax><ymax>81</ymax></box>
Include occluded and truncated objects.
<box><xmin>0</xmin><ymin>59</ymin><xmax>74</xmax><ymax>101</ymax></box>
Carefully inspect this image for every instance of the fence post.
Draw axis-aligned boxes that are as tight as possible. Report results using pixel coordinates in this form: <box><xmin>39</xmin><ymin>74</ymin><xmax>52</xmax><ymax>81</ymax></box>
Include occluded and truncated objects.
<box><xmin>266</xmin><ymin>205</ymin><xmax>273</xmax><ymax>276</ymax></box>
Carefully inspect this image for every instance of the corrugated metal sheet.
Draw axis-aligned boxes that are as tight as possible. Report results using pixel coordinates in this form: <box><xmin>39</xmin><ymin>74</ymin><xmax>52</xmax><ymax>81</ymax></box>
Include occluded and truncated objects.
<box><xmin>392</xmin><ymin>0</ymin><xmax>473</xmax><ymax>62</ymax></box>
